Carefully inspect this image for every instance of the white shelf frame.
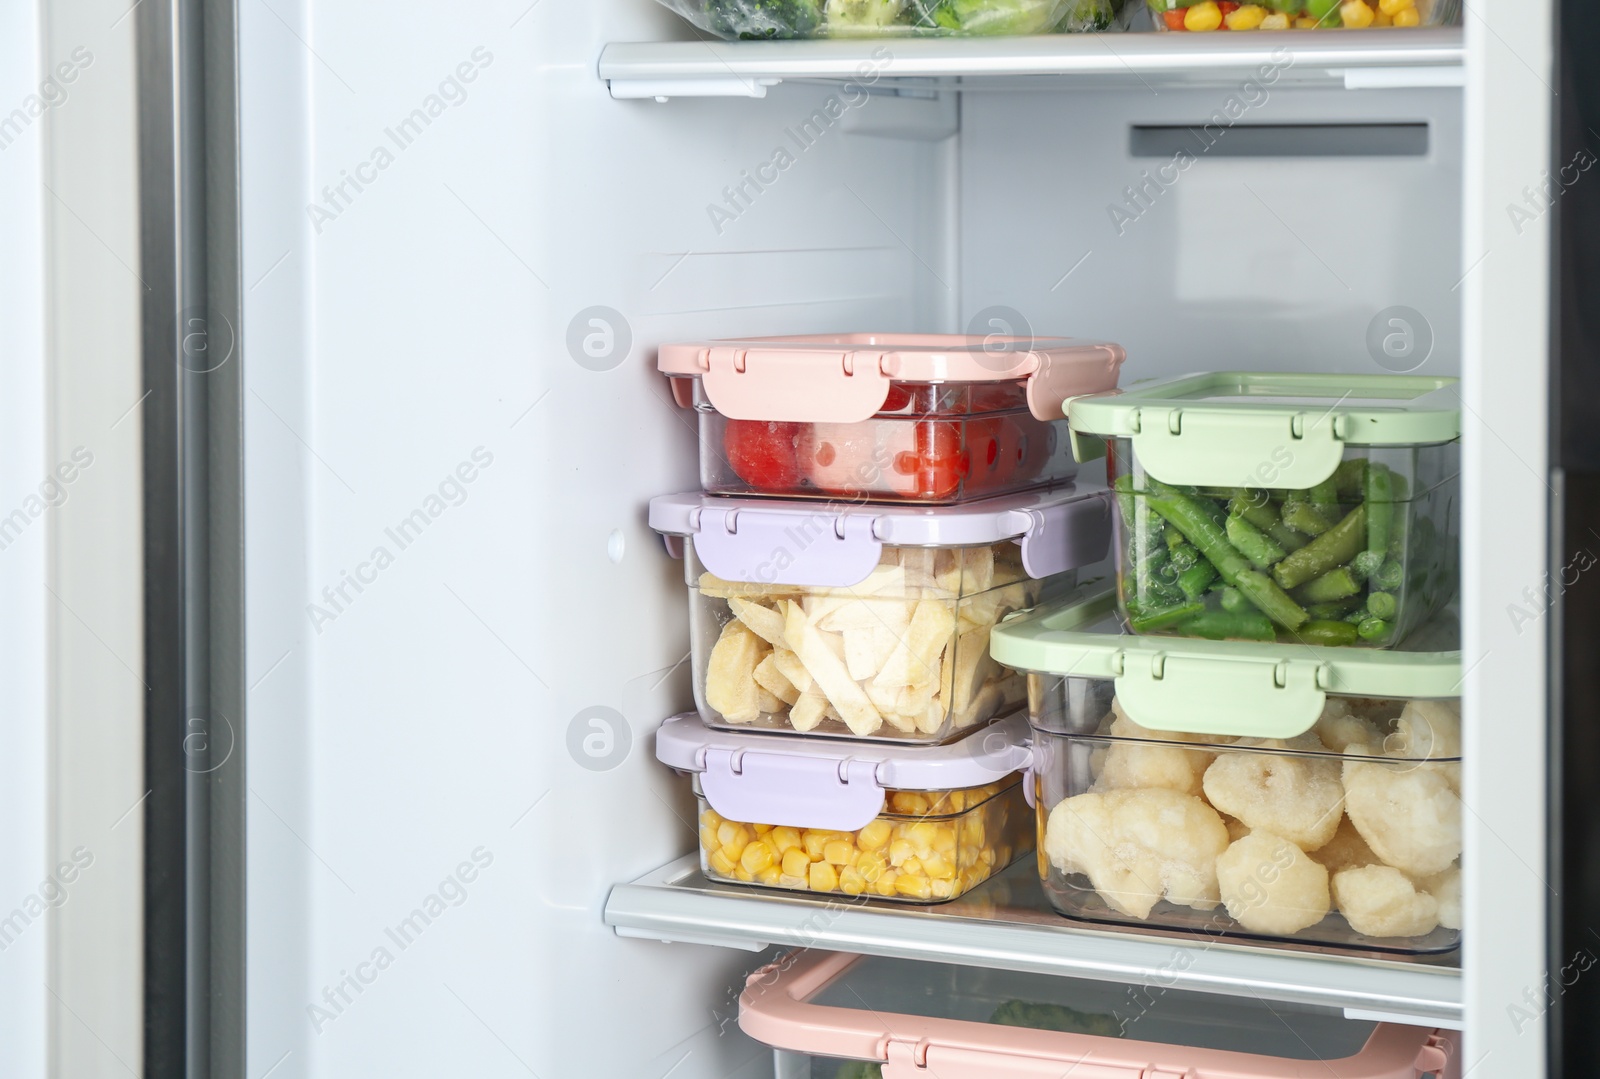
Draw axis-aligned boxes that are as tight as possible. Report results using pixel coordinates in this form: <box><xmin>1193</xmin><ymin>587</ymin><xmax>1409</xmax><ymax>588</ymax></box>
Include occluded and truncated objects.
<box><xmin>606</xmin><ymin>856</ymin><xmax>1463</xmax><ymax>1028</ymax></box>
<box><xmin>599</xmin><ymin>27</ymin><xmax>1464</xmax><ymax>99</ymax></box>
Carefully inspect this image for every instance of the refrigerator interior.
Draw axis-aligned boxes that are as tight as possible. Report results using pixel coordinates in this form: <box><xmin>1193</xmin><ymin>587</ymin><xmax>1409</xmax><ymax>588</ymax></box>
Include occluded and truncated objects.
<box><xmin>233</xmin><ymin>3</ymin><xmax>1548</xmax><ymax>1078</ymax></box>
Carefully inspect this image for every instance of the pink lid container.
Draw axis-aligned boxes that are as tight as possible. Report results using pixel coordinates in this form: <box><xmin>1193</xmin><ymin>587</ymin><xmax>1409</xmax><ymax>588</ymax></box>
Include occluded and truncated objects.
<box><xmin>741</xmin><ymin>950</ymin><xmax>1462</xmax><ymax>1079</ymax></box>
<box><xmin>658</xmin><ymin>333</ymin><xmax>1126</xmax><ymax>505</ymax></box>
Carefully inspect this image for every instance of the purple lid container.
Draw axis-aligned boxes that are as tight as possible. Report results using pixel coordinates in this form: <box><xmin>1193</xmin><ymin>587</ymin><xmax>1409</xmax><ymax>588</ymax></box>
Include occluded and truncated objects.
<box><xmin>656</xmin><ymin>713</ymin><xmax>1031</xmax><ymax>832</ymax></box>
<box><xmin>648</xmin><ymin>485</ymin><xmax>1113</xmax><ymax>588</ymax></box>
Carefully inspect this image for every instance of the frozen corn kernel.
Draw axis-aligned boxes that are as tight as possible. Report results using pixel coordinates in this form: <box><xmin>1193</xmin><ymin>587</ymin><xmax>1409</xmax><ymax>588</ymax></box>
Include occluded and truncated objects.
<box><xmin>858</xmin><ymin>819</ymin><xmax>892</xmax><ymax>851</ymax></box>
<box><xmin>802</xmin><ymin>831</ymin><xmax>830</xmax><ymax>859</ymax></box>
<box><xmin>855</xmin><ymin>851</ymin><xmax>888</xmax><ymax>883</ymax></box>
<box><xmin>718</xmin><ymin>822</ymin><xmax>750</xmax><ymax>852</ymax></box>
<box><xmin>890</xmin><ymin>792</ymin><xmax>930</xmax><ymax>815</ymax></box>
<box><xmin>824</xmin><ymin>840</ymin><xmax>854</xmax><ymax>866</ymax></box>
<box><xmin>1392</xmin><ymin>7</ymin><xmax>1419</xmax><ymax>24</ymax></box>
<box><xmin>901</xmin><ymin>856</ymin><xmax>924</xmax><ymax>878</ymax></box>
<box><xmin>1294</xmin><ymin>14</ymin><xmax>1318</xmax><ymax>26</ymax></box>
<box><xmin>740</xmin><ymin>842</ymin><xmax>774</xmax><ymax>874</ymax></box>
<box><xmin>1184</xmin><ymin>1</ymin><xmax>1223</xmax><ymax>30</ymax></box>
<box><xmin>781</xmin><ymin>849</ymin><xmax>810</xmax><ymax>878</ymax></box>
<box><xmin>808</xmin><ymin>861</ymin><xmax>839</xmax><ymax>892</ymax></box>
<box><xmin>1373</xmin><ymin>10</ymin><xmax>1392</xmax><ymax>24</ymax></box>
<box><xmin>756</xmin><ymin>865</ymin><xmax>782</xmax><ymax>885</ymax></box>
<box><xmin>874</xmin><ymin>870</ymin><xmax>899</xmax><ymax>897</ymax></box>
<box><xmin>708</xmin><ymin>848</ymin><xmax>738</xmax><ymax>877</ymax></box>
<box><xmin>700</xmin><ymin>824</ymin><xmax>721</xmax><ymax>850</ymax></box>
<box><xmin>889</xmin><ymin>838</ymin><xmax>916</xmax><ymax>867</ymax></box>
<box><xmin>1225</xmin><ymin>4</ymin><xmax>1267</xmax><ymax>29</ymax></box>
<box><xmin>1340</xmin><ymin>0</ymin><xmax>1375</xmax><ymax>27</ymax></box>
<box><xmin>931</xmin><ymin>879</ymin><xmax>956</xmax><ymax>900</ymax></box>
<box><xmin>734</xmin><ymin>866</ymin><xmax>754</xmax><ymax>882</ymax></box>
<box><xmin>752</xmin><ymin>823</ymin><xmax>772</xmax><ymax>835</ymax></box>
<box><xmin>906</xmin><ymin>821</ymin><xmax>940</xmax><ymax>857</ymax></box>
<box><xmin>779</xmin><ymin>873</ymin><xmax>807</xmax><ymax>888</ymax></box>
<box><xmin>839</xmin><ymin>866</ymin><xmax>867</xmax><ymax>896</ymax></box>
<box><xmin>895</xmin><ymin>874</ymin><xmax>934</xmax><ymax>900</ymax></box>
<box><xmin>920</xmin><ymin>853</ymin><xmax>956</xmax><ymax>880</ymax></box>
<box><xmin>770</xmin><ymin>826</ymin><xmax>802</xmax><ymax>854</ymax></box>
<box><xmin>1377</xmin><ymin>0</ymin><xmax>1413</xmax><ymax>13</ymax></box>
<box><xmin>701</xmin><ymin>808</ymin><xmax>723</xmax><ymax>828</ymax></box>
<box><xmin>1260</xmin><ymin>11</ymin><xmax>1289</xmax><ymax>28</ymax></box>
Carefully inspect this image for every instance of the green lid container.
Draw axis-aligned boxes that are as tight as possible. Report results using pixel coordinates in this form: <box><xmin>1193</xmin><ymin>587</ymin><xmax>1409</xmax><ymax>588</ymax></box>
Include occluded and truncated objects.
<box><xmin>1063</xmin><ymin>373</ymin><xmax>1461</xmax><ymax>649</ymax></box>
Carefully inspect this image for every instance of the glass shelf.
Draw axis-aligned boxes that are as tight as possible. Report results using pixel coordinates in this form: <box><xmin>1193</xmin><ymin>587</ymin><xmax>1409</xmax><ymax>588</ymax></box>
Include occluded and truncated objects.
<box><xmin>604</xmin><ymin>855</ymin><xmax>1462</xmax><ymax>1028</ymax></box>
<box><xmin>599</xmin><ymin>28</ymin><xmax>1463</xmax><ymax>99</ymax></box>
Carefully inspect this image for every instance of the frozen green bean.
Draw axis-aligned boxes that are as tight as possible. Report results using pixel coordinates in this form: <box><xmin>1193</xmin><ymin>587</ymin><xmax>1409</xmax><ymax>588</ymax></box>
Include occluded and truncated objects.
<box><xmin>1367</xmin><ymin>591</ymin><xmax>1398</xmax><ymax>620</ymax></box>
<box><xmin>1294</xmin><ymin>566</ymin><xmax>1363</xmax><ymax>604</ymax></box>
<box><xmin>1180</xmin><ymin>609</ymin><xmax>1276</xmax><ymax>642</ymax></box>
<box><xmin>1225</xmin><ymin>515</ymin><xmax>1286</xmax><ymax>571</ymax></box>
<box><xmin>1281</xmin><ymin>500</ymin><xmax>1333</xmax><ymax>537</ymax></box>
<box><xmin>1273</xmin><ymin>505</ymin><xmax>1368</xmax><ymax>590</ymax></box>
<box><xmin>1293</xmin><ymin>620</ymin><xmax>1360</xmax><ymax>647</ymax></box>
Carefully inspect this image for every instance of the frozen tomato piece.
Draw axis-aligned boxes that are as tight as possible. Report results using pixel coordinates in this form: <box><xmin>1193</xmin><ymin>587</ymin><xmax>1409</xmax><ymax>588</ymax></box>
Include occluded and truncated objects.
<box><xmin>964</xmin><ymin>417</ymin><xmax>1023</xmax><ymax>492</ymax></box>
<box><xmin>724</xmin><ymin>419</ymin><xmax>806</xmax><ymax>490</ymax></box>
<box><xmin>893</xmin><ymin>420</ymin><xmax>968</xmax><ymax>501</ymax></box>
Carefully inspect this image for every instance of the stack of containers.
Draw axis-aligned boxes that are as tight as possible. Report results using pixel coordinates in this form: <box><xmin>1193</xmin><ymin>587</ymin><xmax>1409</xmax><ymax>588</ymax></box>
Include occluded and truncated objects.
<box><xmin>991</xmin><ymin>372</ymin><xmax>1466</xmax><ymax>952</ymax></box>
<box><xmin>649</xmin><ymin>333</ymin><xmax>1128</xmax><ymax>903</ymax></box>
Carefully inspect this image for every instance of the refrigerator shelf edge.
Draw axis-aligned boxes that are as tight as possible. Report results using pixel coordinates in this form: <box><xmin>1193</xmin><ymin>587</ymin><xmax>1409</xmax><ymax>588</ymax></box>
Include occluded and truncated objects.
<box><xmin>598</xmin><ymin>28</ymin><xmax>1464</xmax><ymax>100</ymax></box>
<box><xmin>604</xmin><ymin>856</ymin><xmax>1462</xmax><ymax>1027</ymax></box>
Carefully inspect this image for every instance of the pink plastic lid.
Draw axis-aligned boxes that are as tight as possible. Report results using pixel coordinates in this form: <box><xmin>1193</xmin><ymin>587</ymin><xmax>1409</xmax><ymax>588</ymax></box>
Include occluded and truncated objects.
<box><xmin>657</xmin><ymin>333</ymin><xmax>1127</xmax><ymax>423</ymax></box>
<box><xmin>740</xmin><ymin>951</ymin><xmax>1461</xmax><ymax>1079</ymax></box>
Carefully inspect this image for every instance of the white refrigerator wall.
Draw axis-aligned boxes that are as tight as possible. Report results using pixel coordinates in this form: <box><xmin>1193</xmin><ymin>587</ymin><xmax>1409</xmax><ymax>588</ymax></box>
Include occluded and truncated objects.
<box><xmin>241</xmin><ymin>2</ymin><xmax>949</xmax><ymax>1077</ymax></box>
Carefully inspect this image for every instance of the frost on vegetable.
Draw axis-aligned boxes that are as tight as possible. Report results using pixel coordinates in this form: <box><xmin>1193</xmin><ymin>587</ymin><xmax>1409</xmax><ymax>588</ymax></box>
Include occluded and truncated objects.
<box><xmin>1342</xmin><ymin>748</ymin><xmax>1462</xmax><ymax>877</ymax></box>
<box><xmin>1215</xmin><ymin>831</ymin><xmax>1331</xmax><ymax>935</ymax></box>
<box><xmin>1043</xmin><ymin>788</ymin><xmax>1229</xmax><ymax>919</ymax></box>
<box><xmin>1330</xmin><ymin>865</ymin><xmax>1439</xmax><ymax>939</ymax></box>
<box><xmin>1200</xmin><ymin>734</ymin><xmax>1344</xmax><ymax>852</ymax></box>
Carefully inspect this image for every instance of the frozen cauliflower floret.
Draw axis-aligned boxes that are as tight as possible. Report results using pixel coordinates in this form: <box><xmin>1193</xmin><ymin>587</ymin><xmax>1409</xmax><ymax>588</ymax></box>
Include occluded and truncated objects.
<box><xmin>1314</xmin><ymin>699</ymin><xmax>1383</xmax><ymax>754</ymax></box>
<box><xmin>1216</xmin><ymin>831</ymin><xmax>1330</xmax><ymax>935</ymax></box>
<box><xmin>1385</xmin><ymin>699</ymin><xmax>1463</xmax><ymax>793</ymax></box>
<box><xmin>1093</xmin><ymin>713</ymin><xmax>1215</xmax><ymax>797</ymax></box>
<box><xmin>1342</xmin><ymin>748</ymin><xmax>1462</xmax><ymax>877</ymax></box>
<box><xmin>1043</xmin><ymin>789</ymin><xmax>1229</xmax><ymax>920</ymax></box>
<box><xmin>1331</xmin><ymin>865</ymin><xmax>1440</xmax><ymax>938</ymax></box>
<box><xmin>1201</xmin><ymin>735</ymin><xmax>1344</xmax><ymax>852</ymax></box>
<box><xmin>1415</xmin><ymin>865</ymin><xmax>1462</xmax><ymax>930</ymax></box>
<box><xmin>1312</xmin><ymin>818</ymin><xmax>1380</xmax><ymax>879</ymax></box>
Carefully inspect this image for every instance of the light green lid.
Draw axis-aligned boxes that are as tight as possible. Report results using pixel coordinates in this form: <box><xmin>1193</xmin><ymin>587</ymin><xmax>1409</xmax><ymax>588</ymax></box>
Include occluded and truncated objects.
<box><xmin>1066</xmin><ymin>372</ymin><xmax>1461</xmax><ymax>489</ymax></box>
<box><xmin>991</xmin><ymin>590</ymin><xmax>1461</xmax><ymax>739</ymax></box>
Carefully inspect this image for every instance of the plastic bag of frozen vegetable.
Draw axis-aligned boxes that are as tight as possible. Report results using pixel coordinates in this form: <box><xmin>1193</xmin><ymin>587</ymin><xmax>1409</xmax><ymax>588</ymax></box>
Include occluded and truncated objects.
<box><xmin>656</xmin><ymin>0</ymin><xmax>1121</xmax><ymax>39</ymax></box>
<box><xmin>1147</xmin><ymin>0</ymin><xmax>1458</xmax><ymax>32</ymax></box>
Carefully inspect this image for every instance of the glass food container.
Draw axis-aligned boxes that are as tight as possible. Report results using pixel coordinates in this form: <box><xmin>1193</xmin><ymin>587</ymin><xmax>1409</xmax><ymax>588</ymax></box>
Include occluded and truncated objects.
<box><xmin>1067</xmin><ymin>372</ymin><xmax>1460</xmax><ymax>648</ymax></box>
<box><xmin>742</xmin><ymin>951</ymin><xmax>1460</xmax><ymax>1078</ymax></box>
<box><xmin>658</xmin><ymin>334</ymin><xmax>1125</xmax><ymax>505</ymax></box>
<box><xmin>1147</xmin><ymin>0</ymin><xmax>1457</xmax><ymax>31</ymax></box>
<box><xmin>650</xmin><ymin>487</ymin><xmax>1113</xmax><ymax>743</ymax></box>
<box><xmin>991</xmin><ymin>591</ymin><xmax>1464</xmax><ymax>954</ymax></box>
<box><xmin>657</xmin><ymin>713</ymin><xmax>1033</xmax><ymax>903</ymax></box>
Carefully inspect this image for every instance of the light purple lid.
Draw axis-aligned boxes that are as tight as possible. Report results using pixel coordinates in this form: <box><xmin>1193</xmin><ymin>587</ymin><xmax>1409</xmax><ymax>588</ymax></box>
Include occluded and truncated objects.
<box><xmin>656</xmin><ymin>713</ymin><xmax>1031</xmax><ymax>832</ymax></box>
<box><xmin>647</xmin><ymin>485</ymin><xmax>1112</xmax><ymax>588</ymax></box>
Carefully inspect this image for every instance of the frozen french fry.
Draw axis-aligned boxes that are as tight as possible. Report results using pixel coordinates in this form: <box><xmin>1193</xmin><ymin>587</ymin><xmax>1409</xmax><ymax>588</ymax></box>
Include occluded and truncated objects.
<box><xmin>698</xmin><ymin>572</ymin><xmax>792</xmax><ymax>601</ymax></box>
<box><xmin>942</xmin><ymin>627</ymin><xmax>996</xmax><ymax>716</ymax></box>
<box><xmin>728</xmin><ymin>596</ymin><xmax>786</xmax><ymax>647</ymax></box>
<box><xmin>756</xmin><ymin>686</ymin><xmax>785</xmax><ymax>715</ymax></box>
<box><xmin>752</xmin><ymin>652</ymin><xmax>800</xmax><ymax>706</ymax></box>
<box><xmin>785</xmin><ymin>600</ymin><xmax>883</xmax><ymax>736</ymax></box>
<box><xmin>959</xmin><ymin>545</ymin><xmax>995</xmax><ymax>596</ymax></box>
<box><xmin>934</xmin><ymin>549</ymin><xmax>962</xmax><ymax>594</ymax></box>
<box><xmin>705</xmin><ymin>620</ymin><xmax>766</xmax><ymax>722</ymax></box>
<box><xmin>771</xmin><ymin>645</ymin><xmax>813</xmax><ymax>696</ymax></box>
<box><xmin>790</xmin><ymin>689</ymin><xmax>827</xmax><ymax>732</ymax></box>
<box><xmin>954</xmin><ymin>679</ymin><xmax>1004</xmax><ymax>729</ymax></box>
<box><xmin>872</xmin><ymin>600</ymin><xmax>956</xmax><ymax>693</ymax></box>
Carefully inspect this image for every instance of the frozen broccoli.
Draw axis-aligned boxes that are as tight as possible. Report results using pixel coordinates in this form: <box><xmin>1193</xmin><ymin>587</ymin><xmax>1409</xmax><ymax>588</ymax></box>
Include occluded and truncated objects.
<box><xmin>823</xmin><ymin>0</ymin><xmax>906</xmax><ymax>34</ymax></box>
<box><xmin>831</xmin><ymin>1062</ymin><xmax>882</xmax><ymax>1079</ymax></box>
<box><xmin>987</xmin><ymin>999</ymin><xmax>1122</xmax><ymax>1037</ymax></box>
<box><xmin>706</xmin><ymin>0</ymin><xmax>823</xmax><ymax>38</ymax></box>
